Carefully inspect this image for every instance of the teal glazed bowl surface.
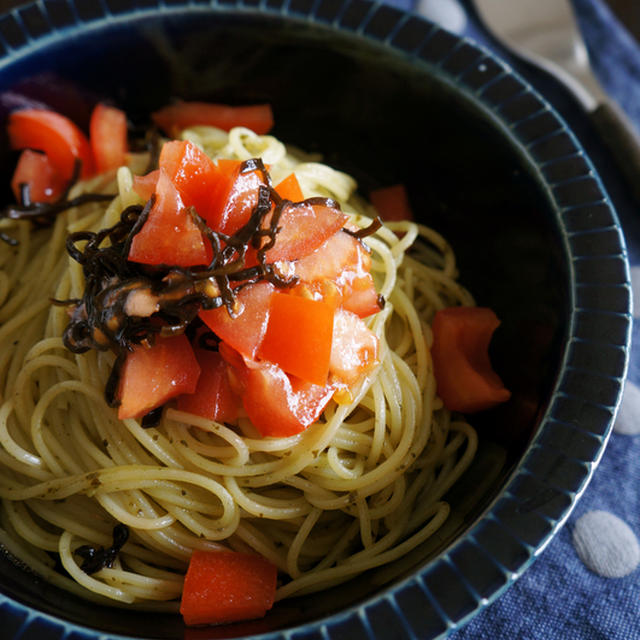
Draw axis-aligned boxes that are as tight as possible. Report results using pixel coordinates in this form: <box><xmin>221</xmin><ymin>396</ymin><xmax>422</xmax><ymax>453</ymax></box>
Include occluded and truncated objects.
<box><xmin>0</xmin><ymin>1</ymin><xmax>631</xmax><ymax>639</ymax></box>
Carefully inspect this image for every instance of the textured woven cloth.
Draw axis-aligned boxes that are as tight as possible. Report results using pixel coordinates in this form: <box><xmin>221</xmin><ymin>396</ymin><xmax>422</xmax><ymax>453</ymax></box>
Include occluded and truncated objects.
<box><xmin>383</xmin><ymin>0</ymin><xmax>640</xmax><ymax>637</ymax></box>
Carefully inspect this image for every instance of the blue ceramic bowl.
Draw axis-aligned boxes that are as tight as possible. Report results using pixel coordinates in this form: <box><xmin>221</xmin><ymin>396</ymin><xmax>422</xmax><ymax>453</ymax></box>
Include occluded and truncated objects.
<box><xmin>0</xmin><ymin>1</ymin><xmax>631</xmax><ymax>639</ymax></box>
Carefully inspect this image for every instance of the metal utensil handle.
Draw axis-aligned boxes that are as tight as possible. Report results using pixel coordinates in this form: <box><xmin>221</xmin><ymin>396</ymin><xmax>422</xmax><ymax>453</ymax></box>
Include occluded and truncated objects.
<box><xmin>590</xmin><ymin>99</ymin><xmax>640</xmax><ymax>205</ymax></box>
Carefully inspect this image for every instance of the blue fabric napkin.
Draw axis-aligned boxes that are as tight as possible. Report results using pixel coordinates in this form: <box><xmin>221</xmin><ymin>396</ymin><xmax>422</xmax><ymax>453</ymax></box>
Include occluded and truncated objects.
<box><xmin>383</xmin><ymin>0</ymin><xmax>640</xmax><ymax>637</ymax></box>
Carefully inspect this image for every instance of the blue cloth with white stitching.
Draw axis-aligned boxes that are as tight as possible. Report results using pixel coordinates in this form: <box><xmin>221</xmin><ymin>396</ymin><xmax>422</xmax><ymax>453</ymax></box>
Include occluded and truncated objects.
<box><xmin>384</xmin><ymin>0</ymin><xmax>640</xmax><ymax>637</ymax></box>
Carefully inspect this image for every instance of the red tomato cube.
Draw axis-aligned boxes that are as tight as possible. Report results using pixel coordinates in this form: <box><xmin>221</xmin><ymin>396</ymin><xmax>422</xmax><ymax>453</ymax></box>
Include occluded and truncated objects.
<box><xmin>180</xmin><ymin>550</ymin><xmax>277</xmax><ymax>626</ymax></box>
<box><xmin>176</xmin><ymin>349</ymin><xmax>239</xmax><ymax>423</ymax></box>
<box><xmin>117</xmin><ymin>334</ymin><xmax>201</xmax><ymax>420</ymax></box>
<box><xmin>257</xmin><ymin>293</ymin><xmax>334</xmax><ymax>386</ymax></box>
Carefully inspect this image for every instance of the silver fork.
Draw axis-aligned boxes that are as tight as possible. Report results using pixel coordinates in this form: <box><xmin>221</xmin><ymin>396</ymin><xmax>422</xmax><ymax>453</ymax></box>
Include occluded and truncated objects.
<box><xmin>472</xmin><ymin>0</ymin><xmax>640</xmax><ymax>204</ymax></box>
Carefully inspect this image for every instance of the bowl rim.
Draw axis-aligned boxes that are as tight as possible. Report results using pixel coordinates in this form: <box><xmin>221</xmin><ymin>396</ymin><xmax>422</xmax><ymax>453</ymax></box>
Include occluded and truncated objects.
<box><xmin>0</xmin><ymin>1</ymin><xmax>632</xmax><ymax>639</ymax></box>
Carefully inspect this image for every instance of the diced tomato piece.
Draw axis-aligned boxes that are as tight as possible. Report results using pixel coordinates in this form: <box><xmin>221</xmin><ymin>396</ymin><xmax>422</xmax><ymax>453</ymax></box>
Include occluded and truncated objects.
<box><xmin>8</xmin><ymin>108</ymin><xmax>94</xmax><ymax>180</ymax></box>
<box><xmin>260</xmin><ymin>201</ymin><xmax>348</xmax><ymax>263</ymax></box>
<box><xmin>132</xmin><ymin>169</ymin><xmax>159</xmax><ymax>201</ymax></box>
<box><xmin>117</xmin><ymin>334</ymin><xmax>201</xmax><ymax>420</ymax></box>
<box><xmin>290</xmin><ymin>231</ymin><xmax>381</xmax><ymax>318</ymax></box>
<box><xmin>204</xmin><ymin>159</ymin><xmax>266</xmax><ymax>235</ymax></box>
<box><xmin>370</xmin><ymin>184</ymin><xmax>413</xmax><ymax>221</ymax></box>
<box><xmin>275</xmin><ymin>173</ymin><xmax>303</xmax><ymax>201</ymax></box>
<box><xmin>180</xmin><ymin>550</ymin><xmax>277</xmax><ymax>626</ymax></box>
<box><xmin>199</xmin><ymin>282</ymin><xmax>275</xmax><ymax>359</ymax></box>
<box><xmin>290</xmin><ymin>279</ymin><xmax>342</xmax><ymax>310</ymax></box>
<box><xmin>11</xmin><ymin>149</ymin><xmax>65</xmax><ymax>203</ymax></box>
<box><xmin>127</xmin><ymin>169</ymin><xmax>212</xmax><ymax>267</ymax></box>
<box><xmin>159</xmin><ymin>140</ymin><xmax>221</xmax><ymax>221</ymax></box>
<box><xmin>337</xmin><ymin>235</ymin><xmax>380</xmax><ymax>318</ymax></box>
<box><xmin>257</xmin><ymin>293</ymin><xmax>334</xmax><ymax>385</ymax></box>
<box><xmin>340</xmin><ymin>273</ymin><xmax>380</xmax><ymax>318</ymax></box>
<box><xmin>291</xmin><ymin>230</ymin><xmax>358</xmax><ymax>282</ymax></box>
<box><xmin>431</xmin><ymin>306</ymin><xmax>511</xmax><ymax>413</ymax></box>
<box><xmin>89</xmin><ymin>103</ymin><xmax>128</xmax><ymax>173</ymax></box>
<box><xmin>243</xmin><ymin>363</ymin><xmax>335</xmax><ymax>437</ymax></box>
<box><xmin>205</xmin><ymin>158</ymin><xmax>240</xmax><ymax>231</ymax></box>
<box><xmin>329</xmin><ymin>308</ymin><xmax>379</xmax><ymax>385</ymax></box>
<box><xmin>218</xmin><ymin>341</ymin><xmax>249</xmax><ymax>396</ymax></box>
<box><xmin>152</xmin><ymin>102</ymin><xmax>274</xmax><ymax>138</ymax></box>
<box><xmin>176</xmin><ymin>349</ymin><xmax>239</xmax><ymax>422</ymax></box>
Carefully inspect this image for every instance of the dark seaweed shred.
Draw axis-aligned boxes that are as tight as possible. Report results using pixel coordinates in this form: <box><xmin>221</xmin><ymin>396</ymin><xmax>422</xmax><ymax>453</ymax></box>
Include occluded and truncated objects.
<box><xmin>142</xmin><ymin>128</ymin><xmax>162</xmax><ymax>174</ymax></box>
<box><xmin>196</xmin><ymin>329</ymin><xmax>220</xmax><ymax>352</ymax></box>
<box><xmin>125</xmin><ymin>121</ymin><xmax>162</xmax><ymax>174</ymax></box>
<box><xmin>343</xmin><ymin>215</ymin><xmax>383</xmax><ymax>240</ymax></box>
<box><xmin>74</xmin><ymin>524</ymin><xmax>129</xmax><ymax>574</ymax></box>
<box><xmin>104</xmin><ymin>351</ymin><xmax>127</xmax><ymax>408</ymax></box>
<box><xmin>58</xmin><ymin>157</ymin><xmax>343</xmax><ymax>407</ymax></box>
<box><xmin>0</xmin><ymin>159</ymin><xmax>115</xmax><ymax>245</ymax></box>
<box><xmin>141</xmin><ymin>405</ymin><xmax>164</xmax><ymax>428</ymax></box>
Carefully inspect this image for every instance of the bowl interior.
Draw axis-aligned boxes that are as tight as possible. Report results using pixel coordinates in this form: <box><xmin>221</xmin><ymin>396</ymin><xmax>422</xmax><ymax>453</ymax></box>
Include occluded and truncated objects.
<box><xmin>0</xmin><ymin>8</ymin><xmax>570</xmax><ymax>639</ymax></box>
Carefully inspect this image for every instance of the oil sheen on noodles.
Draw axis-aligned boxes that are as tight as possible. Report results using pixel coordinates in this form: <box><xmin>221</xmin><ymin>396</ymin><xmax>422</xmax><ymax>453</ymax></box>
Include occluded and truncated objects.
<box><xmin>0</xmin><ymin>124</ymin><xmax>477</xmax><ymax>610</ymax></box>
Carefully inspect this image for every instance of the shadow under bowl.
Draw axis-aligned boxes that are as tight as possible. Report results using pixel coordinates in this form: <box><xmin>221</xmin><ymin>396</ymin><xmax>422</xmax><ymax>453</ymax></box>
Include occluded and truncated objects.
<box><xmin>0</xmin><ymin>1</ymin><xmax>631</xmax><ymax>639</ymax></box>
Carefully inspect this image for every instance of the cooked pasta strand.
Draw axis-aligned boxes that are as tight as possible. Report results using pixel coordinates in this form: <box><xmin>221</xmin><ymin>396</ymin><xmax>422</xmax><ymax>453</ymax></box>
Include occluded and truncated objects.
<box><xmin>0</xmin><ymin>125</ymin><xmax>478</xmax><ymax>607</ymax></box>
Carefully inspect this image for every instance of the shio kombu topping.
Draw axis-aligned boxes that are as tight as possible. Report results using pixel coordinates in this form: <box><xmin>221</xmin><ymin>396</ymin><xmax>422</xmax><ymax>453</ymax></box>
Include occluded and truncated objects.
<box><xmin>74</xmin><ymin>524</ymin><xmax>130</xmax><ymax>574</ymax></box>
<box><xmin>141</xmin><ymin>405</ymin><xmax>164</xmax><ymax>429</ymax></box>
<box><xmin>0</xmin><ymin>159</ymin><xmax>114</xmax><ymax>245</ymax></box>
<box><xmin>56</xmin><ymin>157</ymin><xmax>343</xmax><ymax>408</ymax></box>
<box><xmin>344</xmin><ymin>215</ymin><xmax>383</xmax><ymax>240</ymax></box>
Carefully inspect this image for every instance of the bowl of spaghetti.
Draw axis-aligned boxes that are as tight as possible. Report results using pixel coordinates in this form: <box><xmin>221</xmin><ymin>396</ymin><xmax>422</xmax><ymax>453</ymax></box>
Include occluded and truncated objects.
<box><xmin>0</xmin><ymin>1</ymin><xmax>631</xmax><ymax>639</ymax></box>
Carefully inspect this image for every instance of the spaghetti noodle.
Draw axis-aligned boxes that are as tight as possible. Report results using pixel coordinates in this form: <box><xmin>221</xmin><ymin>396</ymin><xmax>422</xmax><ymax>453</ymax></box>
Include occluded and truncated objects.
<box><xmin>0</xmin><ymin>123</ymin><xmax>478</xmax><ymax>610</ymax></box>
